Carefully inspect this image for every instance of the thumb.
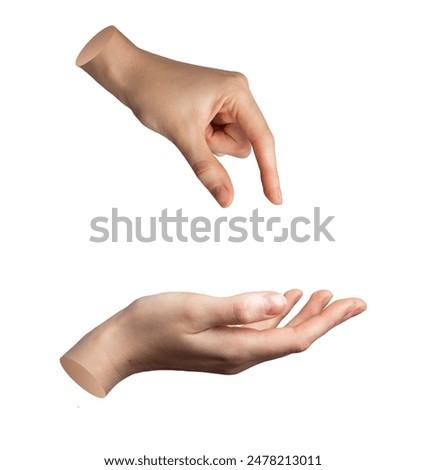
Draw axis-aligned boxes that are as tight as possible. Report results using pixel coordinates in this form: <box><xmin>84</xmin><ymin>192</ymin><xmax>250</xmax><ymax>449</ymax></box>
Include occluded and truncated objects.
<box><xmin>178</xmin><ymin>132</ymin><xmax>234</xmax><ymax>207</ymax></box>
<box><xmin>196</xmin><ymin>292</ymin><xmax>287</xmax><ymax>329</ymax></box>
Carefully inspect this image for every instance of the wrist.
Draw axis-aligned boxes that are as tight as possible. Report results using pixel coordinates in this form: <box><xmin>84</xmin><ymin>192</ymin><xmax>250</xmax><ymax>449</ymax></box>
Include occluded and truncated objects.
<box><xmin>76</xmin><ymin>26</ymin><xmax>143</xmax><ymax>108</ymax></box>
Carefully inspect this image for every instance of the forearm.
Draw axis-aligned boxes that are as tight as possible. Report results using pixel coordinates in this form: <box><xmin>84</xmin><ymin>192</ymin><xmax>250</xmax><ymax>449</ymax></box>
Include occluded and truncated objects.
<box><xmin>76</xmin><ymin>26</ymin><xmax>147</xmax><ymax>109</ymax></box>
<box><xmin>60</xmin><ymin>312</ymin><xmax>132</xmax><ymax>398</ymax></box>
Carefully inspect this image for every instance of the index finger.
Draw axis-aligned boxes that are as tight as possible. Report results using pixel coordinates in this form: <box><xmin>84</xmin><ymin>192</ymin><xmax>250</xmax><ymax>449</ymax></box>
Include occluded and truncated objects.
<box><xmin>236</xmin><ymin>93</ymin><xmax>282</xmax><ymax>204</ymax></box>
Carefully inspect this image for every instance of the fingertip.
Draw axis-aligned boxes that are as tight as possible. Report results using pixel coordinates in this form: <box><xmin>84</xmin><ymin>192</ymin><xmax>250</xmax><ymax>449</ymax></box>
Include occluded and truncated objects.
<box><xmin>314</xmin><ymin>289</ymin><xmax>334</xmax><ymax>300</ymax></box>
<box><xmin>182</xmin><ymin>136</ymin><xmax>234</xmax><ymax>208</ymax></box>
<box><xmin>211</xmin><ymin>185</ymin><xmax>233</xmax><ymax>207</ymax></box>
<box><xmin>353</xmin><ymin>298</ymin><xmax>367</xmax><ymax>313</ymax></box>
<box><xmin>340</xmin><ymin>298</ymin><xmax>367</xmax><ymax>321</ymax></box>
<box><xmin>264</xmin><ymin>185</ymin><xmax>282</xmax><ymax>205</ymax></box>
<box><xmin>284</xmin><ymin>289</ymin><xmax>303</xmax><ymax>299</ymax></box>
<box><xmin>275</xmin><ymin>187</ymin><xmax>283</xmax><ymax>204</ymax></box>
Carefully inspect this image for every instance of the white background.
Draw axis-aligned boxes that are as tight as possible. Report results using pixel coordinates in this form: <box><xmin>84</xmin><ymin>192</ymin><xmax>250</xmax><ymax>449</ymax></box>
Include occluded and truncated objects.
<box><xmin>1</xmin><ymin>1</ymin><xmax>425</xmax><ymax>469</ymax></box>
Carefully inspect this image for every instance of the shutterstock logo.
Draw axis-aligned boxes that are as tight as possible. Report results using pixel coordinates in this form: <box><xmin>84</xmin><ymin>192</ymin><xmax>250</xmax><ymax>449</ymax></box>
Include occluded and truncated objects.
<box><xmin>89</xmin><ymin>207</ymin><xmax>335</xmax><ymax>243</ymax></box>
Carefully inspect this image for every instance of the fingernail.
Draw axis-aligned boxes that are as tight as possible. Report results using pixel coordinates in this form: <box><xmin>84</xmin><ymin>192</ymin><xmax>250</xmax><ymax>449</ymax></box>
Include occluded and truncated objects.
<box><xmin>211</xmin><ymin>185</ymin><xmax>231</xmax><ymax>207</ymax></box>
<box><xmin>264</xmin><ymin>293</ymin><xmax>287</xmax><ymax>313</ymax></box>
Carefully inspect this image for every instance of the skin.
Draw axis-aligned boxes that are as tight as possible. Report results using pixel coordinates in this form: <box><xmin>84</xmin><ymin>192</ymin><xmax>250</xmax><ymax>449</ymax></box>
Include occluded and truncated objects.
<box><xmin>76</xmin><ymin>26</ymin><xmax>281</xmax><ymax>207</ymax></box>
<box><xmin>61</xmin><ymin>290</ymin><xmax>366</xmax><ymax>397</ymax></box>
<box><xmin>68</xmin><ymin>28</ymin><xmax>367</xmax><ymax>398</ymax></box>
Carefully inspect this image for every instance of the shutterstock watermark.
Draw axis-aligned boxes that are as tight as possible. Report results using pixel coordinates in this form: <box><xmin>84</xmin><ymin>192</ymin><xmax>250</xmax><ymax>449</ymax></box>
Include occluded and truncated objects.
<box><xmin>89</xmin><ymin>207</ymin><xmax>335</xmax><ymax>243</ymax></box>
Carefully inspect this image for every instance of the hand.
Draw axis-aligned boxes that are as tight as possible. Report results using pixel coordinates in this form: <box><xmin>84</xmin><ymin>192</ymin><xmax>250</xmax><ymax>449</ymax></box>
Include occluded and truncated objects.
<box><xmin>60</xmin><ymin>290</ymin><xmax>366</xmax><ymax>397</ymax></box>
<box><xmin>76</xmin><ymin>26</ymin><xmax>281</xmax><ymax>207</ymax></box>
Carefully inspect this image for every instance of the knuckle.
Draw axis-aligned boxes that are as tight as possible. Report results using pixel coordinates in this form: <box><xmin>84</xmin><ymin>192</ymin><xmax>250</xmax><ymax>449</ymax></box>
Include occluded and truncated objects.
<box><xmin>253</xmin><ymin>130</ymin><xmax>275</xmax><ymax>155</ymax></box>
<box><xmin>222</xmin><ymin>346</ymin><xmax>247</xmax><ymax>374</ymax></box>
<box><xmin>293</xmin><ymin>341</ymin><xmax>310</xmax><ymax>354</ymax></box>
<box><xmin>182</xmin><ymin>296</ymin><xmax>199</xmax><ymax>323</ymax></box>
<box><xmin>191</xmin><ymin>159</ymin><xmax>214</xmax><ymax>178</ymax></box>
<box><xmin>225</xmin><ymin>71</ymin><xmax>249</xmax><ymax>91</ymax></box>
<box><xmin>231</xmin><ymin>71</ymin><xmax>249</xmax><ymax>85</ymax></box>
<box><xmin>261</xmin><ymin>130</ymin><xmax>275</xmax><ymax>146</ymax></box>
<box><xmin>332</xmin><ymin>298</ymin><xmax>353</xmax><ymax>311</ymax></box>
<box><xmin>232</xmin><ymin>298</ymin><xmax>251</xmax><ymax>325</ymax></box>
<box><xmin>290</xmin><ymin>329</ymin><xmax>311</xmax><ymax>353</ymax></box>
<box><xmin>222</xmin><ymin>366</ymin><xmax>244</xmax><ymax>375</ymax></box>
